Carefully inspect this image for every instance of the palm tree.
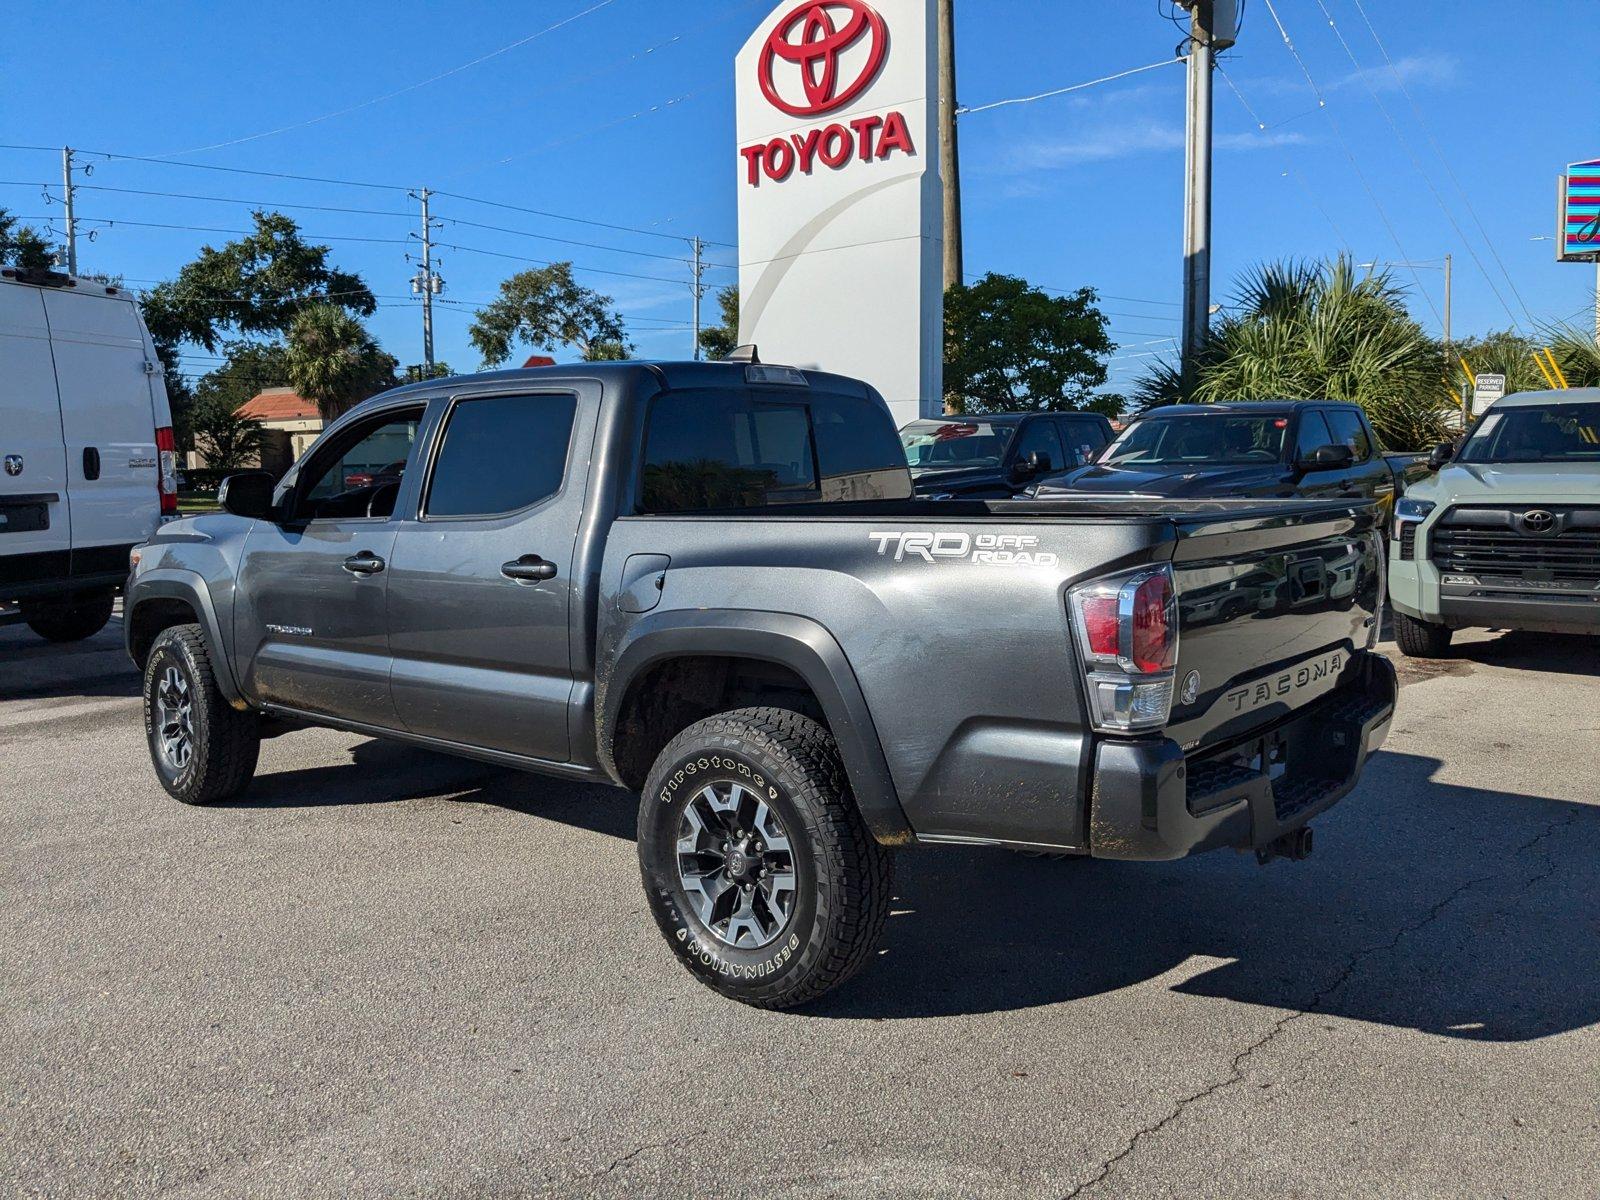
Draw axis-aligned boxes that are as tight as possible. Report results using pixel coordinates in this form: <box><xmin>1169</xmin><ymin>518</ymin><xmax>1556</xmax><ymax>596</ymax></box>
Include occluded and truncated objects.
<box><xmin>1135</xmin><ymin>257</ymin><xmax>1453</xmax><ymax>449</ymax></box>
<box><xmin>284</xmin><ymin>304</ymin><xmax>398</xmax><ymax>422</ymax></box>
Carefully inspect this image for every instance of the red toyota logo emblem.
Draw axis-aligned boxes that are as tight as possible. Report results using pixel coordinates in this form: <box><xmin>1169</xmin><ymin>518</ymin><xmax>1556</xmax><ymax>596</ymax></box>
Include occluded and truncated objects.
<box><xmin>758</xmin><ymin>1</ymin><xmax>889</xmax><ymax>118</ymax></box>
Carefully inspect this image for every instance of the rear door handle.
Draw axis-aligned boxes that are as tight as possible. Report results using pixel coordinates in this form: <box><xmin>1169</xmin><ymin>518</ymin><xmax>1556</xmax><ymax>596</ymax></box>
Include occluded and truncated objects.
<box><xmin>83</xmin><ymin>447</ymin><xmax>101</xmax><ymax>481</ymax></box>
<box><xmin>501</xmin><ymin>554</ymin><xmax>558</xmax><ymax>583</ymax></box>
<box><xmin>342</xmin><ymin>552</ymin><xmax>386</xmax><ymax>575</ymax></box>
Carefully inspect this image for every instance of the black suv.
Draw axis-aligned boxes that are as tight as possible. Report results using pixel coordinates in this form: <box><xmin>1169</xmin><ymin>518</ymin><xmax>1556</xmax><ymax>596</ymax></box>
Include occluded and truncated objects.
<box><xmin>900</xmin><ymin>411</ymin><xmax>1114</xmax><ymax>499</ymax></box>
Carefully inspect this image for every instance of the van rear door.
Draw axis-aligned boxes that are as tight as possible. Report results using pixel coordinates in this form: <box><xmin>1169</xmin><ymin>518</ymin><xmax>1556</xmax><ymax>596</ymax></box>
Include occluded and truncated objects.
<box><xmin>0</xmin><ymin>279</ymin><xmax>71</xmax><ymax>590</ymax></box>
<box><xmin>43</xmin><ymin>288</ymin><xmax>163</xmax><ymax>576</ymax></box>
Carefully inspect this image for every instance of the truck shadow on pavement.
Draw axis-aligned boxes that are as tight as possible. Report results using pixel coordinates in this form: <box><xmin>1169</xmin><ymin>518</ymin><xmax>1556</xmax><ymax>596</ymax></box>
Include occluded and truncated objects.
<box><xmin>1443</xmin><ymin>630</ymin><xmax>1600</xmax><ymax>676</ymax></box>
<box><xmin>238</xmin><ymin>738</ymin><xmax>1599</xmax><ymax>1041</ymax></box>
<box><xmin>817</xmin><ymin>747</ymin><xmax>1600</xmax><ymax>1039</ymax></box>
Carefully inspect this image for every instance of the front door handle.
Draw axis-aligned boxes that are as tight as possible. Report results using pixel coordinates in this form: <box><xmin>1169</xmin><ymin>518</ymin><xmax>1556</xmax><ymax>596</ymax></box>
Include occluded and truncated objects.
<box><xmin>342</xmin><ymin>552</ymin><xmax>386</xmax><ymax>575</ymax></box>
<box><xmin>501</xmin><ymin>554</ymin><xmax>558</xmax><ymax>583</ymax></box>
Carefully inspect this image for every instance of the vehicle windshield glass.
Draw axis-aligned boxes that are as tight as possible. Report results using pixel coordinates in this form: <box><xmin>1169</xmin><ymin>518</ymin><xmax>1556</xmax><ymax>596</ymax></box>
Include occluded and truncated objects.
<box><xmin>1457</xmin><ymin>403</ymin><xmax>1600</xmax><ymax>464</ymax></box>
<box><xmin>899</xmin><ymin>419</ymin><xmax>1017</xmax><ymax>473</ymax></box>
<box><xmin>1102</xmin><ymin>413</ymin><xmax>1289</xmax><ymax>466</ymax></box>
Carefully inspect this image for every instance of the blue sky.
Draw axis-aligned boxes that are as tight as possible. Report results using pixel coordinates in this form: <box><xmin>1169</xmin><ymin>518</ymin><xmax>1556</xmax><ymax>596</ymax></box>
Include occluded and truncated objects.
<box><xmin>3</xmin><ymin>0</ymin><xmax>1595</xmax><ymax>395</ymax></box>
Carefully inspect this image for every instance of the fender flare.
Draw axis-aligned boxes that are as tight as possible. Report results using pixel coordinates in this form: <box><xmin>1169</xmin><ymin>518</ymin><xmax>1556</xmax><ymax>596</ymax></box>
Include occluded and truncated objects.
<box><xmin>125</xmin><ymin>569</ymin><xmax>245</xmax><ymax>707</ymax></box>
<box><xmin>601</xmin><ymin>609</ymin><xmax>913</xmax><ymax>845</ymax></box>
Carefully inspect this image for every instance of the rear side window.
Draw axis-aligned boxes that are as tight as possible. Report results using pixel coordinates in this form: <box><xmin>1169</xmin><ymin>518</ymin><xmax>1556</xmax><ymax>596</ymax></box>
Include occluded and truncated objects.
<box><xmin>426</xmin><ymin>393</ymin><xmax>577</xmax><ymax>517</ymax></box>
<box><xmin>1324</xmin><ymin>409</ymin><xmax>1373</xmax><ymax>461</ymax></box>
<box><xmin>1058</xmin><ymin>416</ymin><xmax>1110</xmax><ymax>466</ymax></box>
<box><xmin>640</xmin><ymin>388</ymin><xmax>910</xmax><ymax>512</ymax></box>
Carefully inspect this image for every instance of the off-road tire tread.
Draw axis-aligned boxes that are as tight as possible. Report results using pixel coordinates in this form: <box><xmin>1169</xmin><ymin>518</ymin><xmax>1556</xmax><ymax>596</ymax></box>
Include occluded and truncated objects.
<box><xmin>642</xmin><ymin>706</ymin><xmax>893</xmax><ymax>1009</ymax></box>
<box><xmin>145</xmin><ymin>624</ymin><xmax>260</xmax><ymax>804</ymax></box>
<box><xmin>1393</xmin><ymin>610</ymin><xmax>1452</xmax><ymax>658</ymax></box>
<box><xmin>24</xmin><ymin>592</ymin><xmax>115</xmax><ymax>642</ymax></box>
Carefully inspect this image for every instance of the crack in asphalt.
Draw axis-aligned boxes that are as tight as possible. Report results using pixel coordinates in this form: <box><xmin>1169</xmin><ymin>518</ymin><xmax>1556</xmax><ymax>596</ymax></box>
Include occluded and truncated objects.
<box><xmin>1060</xmin><ymin>810</ymin><xmax>1583</xmax><ymax>1199</ymax></box>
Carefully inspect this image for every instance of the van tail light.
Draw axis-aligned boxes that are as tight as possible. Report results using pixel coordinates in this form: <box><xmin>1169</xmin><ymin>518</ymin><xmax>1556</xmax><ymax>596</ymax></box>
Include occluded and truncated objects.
<box><xmin>155</xmin><ymin>425</ymin><xmax>178</xmax><ymax>516</ymax></box>
<box><xmin>1067</xmin><ymin>564</ymin><xmax>1179</xmax><ymax>733</ymax></box>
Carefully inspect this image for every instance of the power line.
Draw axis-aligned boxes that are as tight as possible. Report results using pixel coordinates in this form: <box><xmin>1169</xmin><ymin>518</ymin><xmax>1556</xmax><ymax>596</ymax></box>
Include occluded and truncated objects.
<box><xmin>1309</xmin><ymin>0</ymin><xmax>1522</xmax><ymax>331</ymax></box>
<box><xmin>1258</xmin><ymin>0</ymin><xmax>1444</xmax><ymax>331</ymax></box>
<box><xmin>958</xmin><ymin>57</ymin><xmax>1183</xmax><ymax>116</ymax></box>
<box><xmin>159</xmin><ymin>0</ymin><xmax>621</xmax><ymax>158</ymax></box>
<box><xmin>0</xmin><ymin>141</ymin><xmax>738</xmax><ymax>252</ymax></box>
<box><xmin>1345</xmin><ymin>0</ymin><xmax>1537</xmax><ymax>326</ymax></box>
<box><xmin>429</xmin><ymin>189</ymin><xmax>735</xmax><ymax>249</ymax></box>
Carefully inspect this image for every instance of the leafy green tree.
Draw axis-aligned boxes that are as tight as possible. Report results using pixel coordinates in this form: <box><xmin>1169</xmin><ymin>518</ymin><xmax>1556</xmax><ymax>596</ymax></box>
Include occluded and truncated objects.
<box><xmin>468</xmin><ymin>263</ymin><xmax>628</xmax><ymax>366</ymax></box>
<box><xmin>284</xmin><ymin>305</ymin><xmax>398</xmax><ymax>421</ymax></box>
<box><xmin>1136</xmin><ymin>257</ymin><xmax>1452</xmax><ymax>448</ymax></box>
<box><xmin>188</xmin><ymin>391</ymin><xmax>265</xmax><ymax>472</ymax></box>
<box><xmin>1546</xmin><ymin>326</ymin><xmax>1600</xmax><ymax>388</ymax></box>
<box><xmin>140</xmin><ymin>212</ymin><xmax>376</xmax><ymax>354</ymax></box>
<box><xmin>0</xmin><ymin>209</ymin><xmax>58</xmax><ymax>269</ymax></box>
<box><xmin>698</xmin><ymin>285</ymin><xmax>740</xmax><ymax>360</ymax></box>
<box><xmin>943</xmin><ymin>273</ymin><xmax>1115</xmax><ymax>414</ymax></box>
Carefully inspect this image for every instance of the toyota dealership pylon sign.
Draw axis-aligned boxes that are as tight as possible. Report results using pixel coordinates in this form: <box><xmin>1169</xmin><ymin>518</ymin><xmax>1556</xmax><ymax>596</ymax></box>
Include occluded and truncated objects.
<box><xmin>736</xmin><ymin>0</ymin><xmax>942</xmax><ymax>426</ymax></box>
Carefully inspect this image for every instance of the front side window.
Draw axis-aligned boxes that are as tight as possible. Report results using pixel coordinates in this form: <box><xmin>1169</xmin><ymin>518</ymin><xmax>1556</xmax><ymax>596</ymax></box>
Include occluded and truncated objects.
<box><xmin>1324</xmin><ymin>409</ymin><xmax>1373</xmax><ymax>460</ymax></box>
<box><xmin>1294</xmin><ymin>411</ymin><xmax>1335</xmax><ymax>459</ymax></box>
<box><xmin>641</xmin><ymin>388</ymin><xmax>909</xmax><ymax>513</ymax></box>
<box><xmin>1457</xmin><ymin>403</ymin><xmax>1600</xmax><ymax>464</ymax></box>
<box><xmin>425</xmin><ymin>393</ymin><xmax>577</xmax><ymax>518</ymax></box>
<box><xmin>899</xmin><ymin>419</ymin><xmax>1017</xmax><ymax>474</ymax></box>
<box><xmin>298</xmin><ymin>408</ymin><xmax>423</xmax><ymax>521</ymax></box>
<box><xmin>1012</xmin><ymin>419</ymin><xmax>1065</xmax><ymax>471</ymax></box>
<box><xmin>1103</xmin><ymin>414</ymin><xmax>1289</xmax><ymax>466</ymax></box>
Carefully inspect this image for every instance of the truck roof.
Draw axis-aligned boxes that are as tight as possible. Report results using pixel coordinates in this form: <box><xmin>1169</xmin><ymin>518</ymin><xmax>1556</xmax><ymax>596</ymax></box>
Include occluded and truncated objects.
<box><xmin>1490</xmin><ymin>387</ymin><xmax>1600</xmax><ymax>407</ymax></box>
<box><xmin>373</xmin><ymin>359</ymin><xmax>875</xmax><ymax>408</ymax></box>
<box><xmin>1137</xmin><ymin>400</ymin><xmax>1363</xmax><ymax>418</ymax></box>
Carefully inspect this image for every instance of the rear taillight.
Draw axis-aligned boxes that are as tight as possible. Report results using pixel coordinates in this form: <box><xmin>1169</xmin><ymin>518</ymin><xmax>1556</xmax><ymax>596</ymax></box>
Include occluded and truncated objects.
<box><xmin>155</xmin><ymin>426</ymin><xmax>178</xmax><ymax>516</ymax></box>
<box><xmin>1067</xmin><ymin>564</ymin><xmax>1179</xmax><ymax>734</ymax></box>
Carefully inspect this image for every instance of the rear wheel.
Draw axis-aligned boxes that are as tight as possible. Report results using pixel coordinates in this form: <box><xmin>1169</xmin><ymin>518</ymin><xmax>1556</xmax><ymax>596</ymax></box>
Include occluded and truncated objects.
<box><xmin>23</xmin><ymin>591</ymin><xmax>114</xmax><ymax>642</ymax></box>
<box><xmin>637</xmin><ymin>707</ymin><xmax>893</xmax><ymax>1009</ymax></box>
<box><xmin>142</xmin><ymin>624</ymin><xmax>260</xmax><ymax>805</ymax></box>
<box><xmin>1393</xmin><ymin>610</ymin><xmax>1453</xmax><ymax>658</ymax></box>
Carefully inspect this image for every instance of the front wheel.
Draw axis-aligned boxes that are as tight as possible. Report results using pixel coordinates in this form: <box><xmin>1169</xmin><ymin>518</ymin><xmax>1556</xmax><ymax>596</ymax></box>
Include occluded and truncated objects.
<box><xmin>143</xmin><ymin>624</ymin><xmax>261</xmax><ymax>805</ymax></box>
<box><xmin>637</xmin><ymin>707</ymin><xmax>893</xmax><ymax>1009</ymax></box>
<box><xmin>1393</xmin><ymin>610</ymin><xmax>1453</xmax><ymax>658</ymax></box>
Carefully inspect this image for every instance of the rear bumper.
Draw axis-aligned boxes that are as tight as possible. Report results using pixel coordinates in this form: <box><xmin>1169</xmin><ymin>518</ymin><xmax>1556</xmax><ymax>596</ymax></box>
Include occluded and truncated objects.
<box><xmin>1088</xmin><ymin>652</ymin><xmax>1396</xmax><ymax>861</ymax></box>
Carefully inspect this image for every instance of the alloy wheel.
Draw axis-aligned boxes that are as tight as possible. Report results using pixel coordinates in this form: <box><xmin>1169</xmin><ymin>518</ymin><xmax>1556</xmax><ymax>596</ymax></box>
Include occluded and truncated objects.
<box><xmin>154</xmin><ymin>664</ymin><xmax>195</xmax><ymax>772</ymax></box>
<box><xmin>675</xmin><ymin>780</ymin><xmax>798</xmax><ymax>948</ymax></box>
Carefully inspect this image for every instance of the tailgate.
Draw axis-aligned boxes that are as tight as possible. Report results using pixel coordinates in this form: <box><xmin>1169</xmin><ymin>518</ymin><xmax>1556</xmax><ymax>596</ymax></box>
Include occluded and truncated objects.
<box><xmin>1163</xmin><ymin>499</ymin><xmax>1384</xmax><ymax>755</ymax></box>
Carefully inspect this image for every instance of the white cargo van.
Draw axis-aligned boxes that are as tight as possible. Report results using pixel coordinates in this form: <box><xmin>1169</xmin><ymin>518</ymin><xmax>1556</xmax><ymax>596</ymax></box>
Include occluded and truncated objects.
<box><xmin>1</xmin><ymin>266</ymin><xmax>177</xmax><ymax>642</ymax></box>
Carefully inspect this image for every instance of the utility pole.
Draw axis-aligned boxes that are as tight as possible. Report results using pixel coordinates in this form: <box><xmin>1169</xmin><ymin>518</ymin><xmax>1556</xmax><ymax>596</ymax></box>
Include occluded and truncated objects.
<box><xmin>411</xmin><ymin>188</ymin><xmax>443</xmax><ymax>375</ymax></box>
<box><xmin>1178</xmin><ymin>2</ymin><xmax>1236</xmax><ymax>383</ymax></box>
<box><xmin>1442</xmin><ymin>252</ymin><xmax>1452</xmax><ymax>350</ymax></box>
<box><xmin>61</xmin><ymin>146</ymin><xmax>78</xmax><ymax>276</ymax></box>
<box><xmin>937</xmin><ymin>0</ymin><xmax>962</xmax><ymax>293</ymax></box>
<box><xmin>690</xmin><ymin>236</ymin><xmax>706</xmax><ymax>360</ymax></box>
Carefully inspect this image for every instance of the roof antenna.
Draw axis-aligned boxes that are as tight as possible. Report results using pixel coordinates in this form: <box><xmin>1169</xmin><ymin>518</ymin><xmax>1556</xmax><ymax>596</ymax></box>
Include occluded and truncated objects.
<box><xmin>724</xmin><ymin>344</ymin><xmax>760</xmax><ymax>363</ymax></box>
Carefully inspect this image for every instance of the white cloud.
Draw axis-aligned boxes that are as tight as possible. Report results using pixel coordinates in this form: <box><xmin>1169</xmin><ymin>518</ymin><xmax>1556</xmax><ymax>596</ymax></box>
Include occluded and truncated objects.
<box><xmin>1338</xmin><ymin>51</ymin><xmax>1458</xmax><ymax>93</ymax></box>
<box><xmin>1008</xmin><ymin>121</ymin><xmax>1305</xmax><ymax>171</ymax></box>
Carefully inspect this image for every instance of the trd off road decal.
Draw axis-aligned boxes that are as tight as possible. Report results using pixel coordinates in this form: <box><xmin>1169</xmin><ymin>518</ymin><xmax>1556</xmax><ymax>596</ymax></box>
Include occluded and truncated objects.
<box><xmin>868</xmin><ymin>530</ymin><xmax>1059</xmax><ymax>567</ymax></box>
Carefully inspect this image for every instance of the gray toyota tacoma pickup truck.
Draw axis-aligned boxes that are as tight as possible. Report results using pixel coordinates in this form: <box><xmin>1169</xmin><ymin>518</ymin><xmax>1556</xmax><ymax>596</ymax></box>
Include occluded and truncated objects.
<box><xmin>126</xmin><ymin>361</ymin><xmax>1396</xmax><ymax>1007</ymax></box>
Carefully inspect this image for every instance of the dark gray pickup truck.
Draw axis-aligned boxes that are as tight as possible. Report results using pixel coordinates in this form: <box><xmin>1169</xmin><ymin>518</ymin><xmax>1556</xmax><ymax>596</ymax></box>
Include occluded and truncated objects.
<box><xmin>126</xmin><ymin>361</ymin><xmax>1396</xmax><ymax>1007</ymax></box>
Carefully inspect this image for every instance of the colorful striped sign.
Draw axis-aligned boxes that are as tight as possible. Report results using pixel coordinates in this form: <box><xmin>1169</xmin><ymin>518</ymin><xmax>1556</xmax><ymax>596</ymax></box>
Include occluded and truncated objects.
<box><xmin>1560</xmin><ymin>156</ymin><xmax>1600</xmax><ymax>261</ymax></box>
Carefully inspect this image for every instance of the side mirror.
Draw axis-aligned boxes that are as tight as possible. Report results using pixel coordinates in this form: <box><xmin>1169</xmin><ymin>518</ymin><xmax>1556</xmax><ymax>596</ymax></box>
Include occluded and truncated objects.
<box><xmin>1011</xmin><ymin>450</ymin><xmax>1052</xmax><ymax>482</ymax></box>
<box><xmin>1298</xmin><ymin>443</ymin><xmax>1355</xmax><ymax>471</ymax></box>
<box><xmin>1426</xmin><ymin>442</ymin><xmax>1454</xmax><ymax>470</ymax></box>
<box><xmin>217</xmin><ymin>471</ymin><xmax>278</xmax><ymax>520</ymax></box>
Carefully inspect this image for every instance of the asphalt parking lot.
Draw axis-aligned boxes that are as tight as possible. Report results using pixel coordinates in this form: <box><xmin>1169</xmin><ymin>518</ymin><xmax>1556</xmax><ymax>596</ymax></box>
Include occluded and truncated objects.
<box><xmin>2</xmin><ymin>613</ymin><xmax>1597</xmax><ymax>1198</ymax></box>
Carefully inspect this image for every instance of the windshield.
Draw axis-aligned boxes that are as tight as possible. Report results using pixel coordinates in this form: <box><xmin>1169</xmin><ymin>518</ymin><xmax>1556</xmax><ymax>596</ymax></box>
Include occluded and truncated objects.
<box><xmin>1102</xmin><ymin>413</ymin><xmax>1289</xmax><ymax>467</ymax></box>
<box><xmin>899</xmin><ymin>419</ymin><xmax>1017</xmax><ymax>473</ymax></box>
<box><xmin>1457</xmin><ymin>403</ymin><xmax>1600</xmax><ymax>464</ymax></box>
